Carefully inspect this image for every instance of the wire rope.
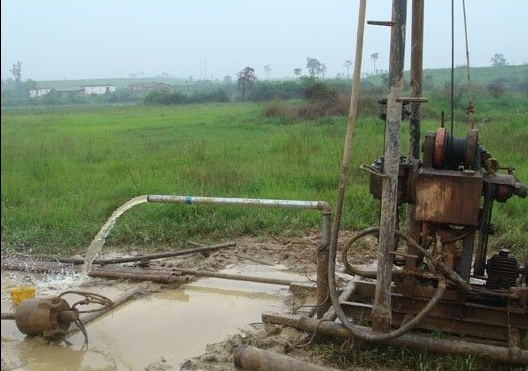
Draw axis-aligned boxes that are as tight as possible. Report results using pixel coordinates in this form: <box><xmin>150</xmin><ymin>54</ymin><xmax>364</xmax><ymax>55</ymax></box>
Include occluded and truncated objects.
<box><xmin>462</xmin><ymin>0</ymin><xmax>475</xmax><ymax>128</ymax></box>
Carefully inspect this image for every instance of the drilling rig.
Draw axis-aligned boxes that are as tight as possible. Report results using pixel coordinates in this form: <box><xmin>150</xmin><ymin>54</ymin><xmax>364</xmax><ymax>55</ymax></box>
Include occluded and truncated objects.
<box><xmin>266</xmin><ymin>0</ymin><xmax>527</xmax><ymax>365</ymax></box>
<box><xmin>332</xmin><ymin>0</ymin><xmax>527</xmax><ymax>363</ymax></box>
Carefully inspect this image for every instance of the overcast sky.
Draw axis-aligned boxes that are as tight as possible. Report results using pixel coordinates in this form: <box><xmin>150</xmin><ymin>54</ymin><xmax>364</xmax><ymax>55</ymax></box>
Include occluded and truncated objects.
<box><xmin>1</xmin><ymin>0</ymin><xmax>526</xmax><ymax>82</ymax></box>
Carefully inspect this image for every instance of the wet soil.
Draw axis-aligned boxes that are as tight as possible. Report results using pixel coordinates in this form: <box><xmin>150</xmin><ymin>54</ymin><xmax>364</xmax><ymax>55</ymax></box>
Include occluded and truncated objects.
<box><xmin>1</xmin><ymin>229</ymin><xmax>379</xmax><ymax>371</ymax></box>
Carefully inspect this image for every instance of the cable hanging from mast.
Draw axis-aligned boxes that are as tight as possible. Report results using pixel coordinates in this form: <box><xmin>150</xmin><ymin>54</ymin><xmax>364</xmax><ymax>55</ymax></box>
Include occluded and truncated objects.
<box><xmin>450</xmin><ymin>0</ymin><xmax>474</xmax><ymax>133</ymax></box>
<box><xmin>462</xmin><ymin>0</ymin><xmax>475</xmax><ymax>129</ymax></box>
<box><xmin>450</xmin><ymin>0</ymin><xmax>455</xmax><ymax>134</ymax></box>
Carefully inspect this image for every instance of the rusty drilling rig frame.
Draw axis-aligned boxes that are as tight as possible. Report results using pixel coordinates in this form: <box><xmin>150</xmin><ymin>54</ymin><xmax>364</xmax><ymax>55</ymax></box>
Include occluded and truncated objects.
<box><xmin>265</xmin><ymin>0</ymin><xmax>527</xmax><ymax>366</ymax></box>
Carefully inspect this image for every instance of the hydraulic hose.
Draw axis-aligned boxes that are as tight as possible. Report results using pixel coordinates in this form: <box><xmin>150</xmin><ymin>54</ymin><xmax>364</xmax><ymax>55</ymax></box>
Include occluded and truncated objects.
<box><xmin>328</xmin><ymin>227</ymin><xmax>447</xmax><ymax>342</ymax></box>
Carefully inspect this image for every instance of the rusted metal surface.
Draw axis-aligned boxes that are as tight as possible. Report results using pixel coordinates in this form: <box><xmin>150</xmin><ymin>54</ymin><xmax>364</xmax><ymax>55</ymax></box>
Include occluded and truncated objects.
<box><xmin>14</xmin><ymin>297</ymin><xmax>76</xmax><ymax>338</ymax></box>
<box><xmin>3</xmin><ymin>291</ymin><xmax>113</xmax><ymax>343</ymax></box>
<box><xmin>1</xmin><ymin>258</ymin><xmax>79</xmax><ymax>274</ymax></box>
<box><xmin>338</xmin><ymin>281</ymin><xmax>527</xmax><ymax>344</ymax></box>
<box><xmin>88</xmin><ymin>267</ymin><xmax>192</xmax><ymax>284</ymax></box>
<box><xmin>234</xmin><ymin>345</ymin><xmax>341</xmax><ymax>371</ymax></box>
<box><xmin>409</xmin><ymin>0</ymin><xmax>424</xmax><ymax>160</ymax></box>
<box><xmin>414</xmin><ymin>168</ymin><xmax>482</xmax><ymax>225</ymax></box>
<box><xmin>315</xmin><ymin>212</ymin><xmax>331</xmax><ymax>318</ymax></box>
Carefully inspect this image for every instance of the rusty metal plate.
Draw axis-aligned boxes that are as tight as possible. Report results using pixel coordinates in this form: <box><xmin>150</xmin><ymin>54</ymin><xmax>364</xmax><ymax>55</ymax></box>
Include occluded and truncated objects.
<box><xmin>414</xmin><ymin>168</ymin><xmax>482</xmax><ymax>226</ymax></box>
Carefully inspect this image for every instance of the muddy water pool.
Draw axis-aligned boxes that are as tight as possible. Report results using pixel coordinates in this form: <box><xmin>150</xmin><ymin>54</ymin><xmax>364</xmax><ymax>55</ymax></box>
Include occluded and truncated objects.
<box><xmin>1</xmin><ymin>264</ymin><xmax>306</xmax><ymax>371</ymax></box>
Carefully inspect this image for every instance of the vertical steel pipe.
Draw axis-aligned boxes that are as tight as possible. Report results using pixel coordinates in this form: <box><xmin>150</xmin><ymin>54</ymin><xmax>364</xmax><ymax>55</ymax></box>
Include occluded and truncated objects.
<box><xmin>373</xmin><ymin>0</ymin><xmax>407</xmax><ymax>332</ymax></box>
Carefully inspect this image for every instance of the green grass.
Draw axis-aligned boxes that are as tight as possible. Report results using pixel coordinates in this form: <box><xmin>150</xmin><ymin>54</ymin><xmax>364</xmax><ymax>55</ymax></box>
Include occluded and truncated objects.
<box><xmin>0</xmin><ymin>103</ymin><xmax>359</xmax><ymax>255</ymax></box>
<box><xmin>1</xmin><ymin>99</ymin><xmax>527</xmax><ymax>260</ymax></box>
<box><xmin>303</xmin><ymin>335</ymin><xmax>528</xmax><ymax>371</ymax></box>
<box><xmin>1</xmin><ymin>94</ymin><xmax>527</xmax><ymax>371</ymax></box>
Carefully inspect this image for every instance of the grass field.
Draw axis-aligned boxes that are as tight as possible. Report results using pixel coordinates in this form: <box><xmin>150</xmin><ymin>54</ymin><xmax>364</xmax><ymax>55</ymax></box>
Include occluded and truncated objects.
<box><xmin>1</xmin><ymin>97</ymin><xmax>527</xmax><ymax>260</ymax></box>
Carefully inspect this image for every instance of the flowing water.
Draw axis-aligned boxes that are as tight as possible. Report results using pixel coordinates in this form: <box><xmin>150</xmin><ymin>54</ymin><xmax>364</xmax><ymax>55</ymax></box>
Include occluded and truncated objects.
<box><xmin>1</xmin><ymin>195</ymin><xmax>315</xmax><ymax>370</ymax></box>
<box><xmin>83</xmin><ymin>195</ymin><xmax>149</xmax><ymax>273</ymax></box>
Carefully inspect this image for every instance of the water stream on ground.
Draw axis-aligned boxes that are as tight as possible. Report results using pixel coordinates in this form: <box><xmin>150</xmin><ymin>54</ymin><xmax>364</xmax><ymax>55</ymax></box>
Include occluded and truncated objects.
<box><xmin>1</xmin><ymin>195</ymin><xmax>314</xmax><ymax>370</ymax></box>
<box><xmin>83</xmin><ymin>195</ymin><xmax>149</xmax><ymax>274</ymax></box>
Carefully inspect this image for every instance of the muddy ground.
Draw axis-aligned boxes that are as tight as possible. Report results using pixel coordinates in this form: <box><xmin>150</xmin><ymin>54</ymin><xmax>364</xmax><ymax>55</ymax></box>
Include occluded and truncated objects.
<box><xmin>167</xmin><ymin>229</ymin><xmax>379</xmax><ymax>371</ymax></box>
<box><xmin>1</xmin><ymin>229</ymin><xmax>382</xmax><ymax>371</ymax></box>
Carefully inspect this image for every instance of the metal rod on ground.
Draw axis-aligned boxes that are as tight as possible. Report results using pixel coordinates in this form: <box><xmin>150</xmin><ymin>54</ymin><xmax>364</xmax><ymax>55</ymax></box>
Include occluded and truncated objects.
<box><xmin>261</xmin><ymin>313</ymin><xmax>528</xmax><ymax>366</ymax></box>
<box><xmin>174</xmin><ymin>268</ymin><xmax>297</xmax><ymax>286</ymax></box>
<box><xmin>88</xmin><ymin>269</ymin><xmax>192</xmax><ymax>284</ymax></box>
<box><xmin>234</xmin><ymin>345</ymin><xmax>341</xmax><ymax>371</ymax></box>
<box><xmin>1</xmin><ymin>258</ymin><xmax>79</xmax><ymax>274</ymax></box>
<box><xmin>57</xmin><ymin>241</ymin><xmax>237</xmax><ymax>265</ymax></box>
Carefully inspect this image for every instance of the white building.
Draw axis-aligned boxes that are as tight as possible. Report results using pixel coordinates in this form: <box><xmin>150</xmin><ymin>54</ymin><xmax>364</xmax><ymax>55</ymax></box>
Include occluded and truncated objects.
<box><xmin>29</xmin><ymin>87</ymin><xmax>54</xmax><ymax>98</ymax></box>
<box><xmin>82</xmin><ymin>84</ymin><xmax>116</xmax><ymax>95</ymax></box>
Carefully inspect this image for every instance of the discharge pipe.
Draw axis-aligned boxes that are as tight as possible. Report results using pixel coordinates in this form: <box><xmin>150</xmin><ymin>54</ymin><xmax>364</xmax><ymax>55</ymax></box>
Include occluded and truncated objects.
<box><xmin>147</xmin><ymin>195</ymin><xmax>330</xmax><ymax>214</ymax></box>
<box><xmin>147</xmin><ymin>195</ymin><xmax>332</xmax><ymax>313</ymax></box>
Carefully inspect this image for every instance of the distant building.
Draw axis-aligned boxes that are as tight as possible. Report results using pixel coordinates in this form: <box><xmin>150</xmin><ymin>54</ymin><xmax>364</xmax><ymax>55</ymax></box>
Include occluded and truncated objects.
<box><xmin>128</xmin><ymin>82</ymin><xmax>171</xmax><ymax>97</ymax></box>
<box><xmin>82</xmin><ymin>84</ymin><xmax>116</xmax><ymax>95</ymax></box>
<box><xmin>56</xmin><ymin>86</ymin><xmax>85</xmax><ymax>95</ymax></box>
<box><xmin>29</xmin><ymin>84</ymin><xmax>115</xmax><ymax>98</ymax></box>
<box><xmin>29</xmin><ymin>87</ymin><xmax>54</xmax><ymax>98</ymax></box>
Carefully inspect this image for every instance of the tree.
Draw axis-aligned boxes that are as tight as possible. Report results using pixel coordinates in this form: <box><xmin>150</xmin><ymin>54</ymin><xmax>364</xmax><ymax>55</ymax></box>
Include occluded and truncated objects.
<box><xmin>306</xmin><ymin>57</ymin><xmax>323</xmax><ymax>77</ymax></box>
<box><xmin>237</xmin><ymin>66</ymin><xmax>256</xmax><ymax>101</ymax></box>
<box><xmin>10</xmin><ymin>61</ymin><xmax>22</xmax><ymax>83</ymax></box>
<box><xmin>263</xmin><ymin>65</ymin><xmax>271</xmax><ymax>80</ymax></box>
<box><xmin>343</xmin><ymin>60</ymin><xmax>353</xmax><ymax>78</ymax></box>
<box><xmin>10</xmin><ymin>61</ymin><xmax>25</xmax><ymax>98</ymax></box>
<box><xmin>370</xmin><ymin>53</ymin><xmax>379</xmax><ymax>75</ymax></box>
<box><xmin>490</xmin><ymin>53</ymin><xmax>507</xmax><ymax>67</ymax></box>
<box><xmin>293</xmin><ymin>68</ymin><xmax>302</xmax><ymax>77</ymax></box>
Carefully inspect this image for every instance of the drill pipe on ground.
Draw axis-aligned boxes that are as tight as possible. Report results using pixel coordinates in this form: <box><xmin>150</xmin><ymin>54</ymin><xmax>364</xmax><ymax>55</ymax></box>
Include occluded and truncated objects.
<box><xmin>88</xmin><ymin>268</ymin><xmax>192</xmax><ymax>284</ymax></box>
<box><xmin>173</xmin><ymin>268</ymin><xmax>297</xmax><ymax>286</ymax></box>
<box><xmin>58</xmin><ymin>241</ymin><xmax>237</xmax><ymax>265</ymax></box>
<box><xmin>234</xmin><ymin>345</ymin><xmax>341</xmax><ymax>371</ymax></box>
<box><xmin>262</xmin><ymin>312</ymin><xmax>528</xmax><ymax>365</ymax></box>
<box><xmin>1</xmin><ymin>258</ymin><xmax>79</xmax><ymax>274</ymax></box>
